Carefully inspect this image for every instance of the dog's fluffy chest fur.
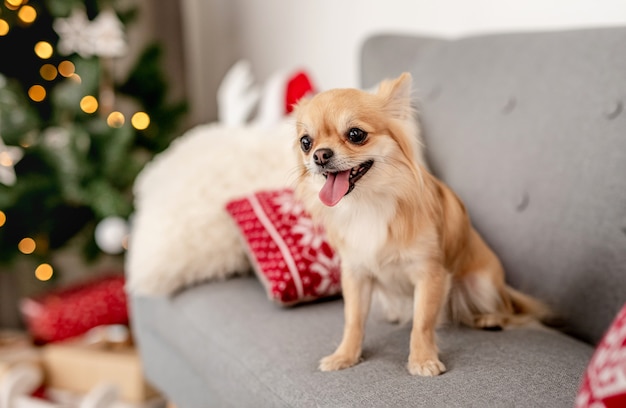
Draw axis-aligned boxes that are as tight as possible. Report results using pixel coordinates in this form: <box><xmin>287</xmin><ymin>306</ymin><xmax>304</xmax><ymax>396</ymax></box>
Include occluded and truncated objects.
<box><xmin>326</xmin><ymin>196</ymin><xmax>392</xmax><ymax>270</ymax></box>
<box><xmin>323</xmin><ymin>193</ymin><xmax>434</xmax><ymax>292</ymax></box>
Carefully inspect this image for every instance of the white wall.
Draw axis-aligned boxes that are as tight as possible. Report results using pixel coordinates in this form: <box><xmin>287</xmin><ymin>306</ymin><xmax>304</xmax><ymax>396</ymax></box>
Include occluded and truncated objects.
<box><xmin>182</xmin><ymin>0</ymin><xmax>626</xmax><ymax>124</ymax></box>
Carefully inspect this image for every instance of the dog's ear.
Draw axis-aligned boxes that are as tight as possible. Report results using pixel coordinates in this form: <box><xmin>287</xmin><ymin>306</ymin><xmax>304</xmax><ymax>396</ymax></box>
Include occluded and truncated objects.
<box><xmin>377</xmin><ymin>72</ymin><xmax>413</xmax><ymax>120</ymax></box>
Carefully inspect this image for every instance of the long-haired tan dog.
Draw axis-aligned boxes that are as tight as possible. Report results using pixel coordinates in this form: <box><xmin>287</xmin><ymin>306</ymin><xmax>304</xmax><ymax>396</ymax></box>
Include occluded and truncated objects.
<box><xmin>293</xmin><ymin>72</ymin><xmax>550</xmax><ymax>376</ymax></box>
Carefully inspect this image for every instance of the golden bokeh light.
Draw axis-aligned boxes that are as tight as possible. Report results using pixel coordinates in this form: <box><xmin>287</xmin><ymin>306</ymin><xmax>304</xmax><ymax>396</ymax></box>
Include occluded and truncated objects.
<box><xmin>107</xmin><ymin>111</ymin><xmax>125</xmax><ymax>128</ymax></box>
<box><xmin>35</xmin><ymin>263</ymin><xmax>54</xmax><ymax>281</ymax></box>
<box><xmin>0</xmin><ymin>211</ymin><xmax>6</xmax><ymax>227</ymax></box>
<box><xmin>18</xmin><ymin>237</ymin><xmax>36</xmax><ymax>254</ymax></box>
<box><xmin>80</xmin><ymin>95</ymin><xmax>98</xmax><ymax>114</ymax></box>
<box><xmin>17</xmin><ymin>5</ymin><xmax>36</xmax><ymax>24</ymax></box>
<box><xmin>40</xmin><ymin>64</ymin><xmax>57</xmax><ymax>81</ymax></box>
<box><xmin>131</xmin><ymin>112</ymin><xmax>150</xmax><ymax>130</ymax></box>
<box><xmin>58</xmin><ymin>60</ymin><xmax>75</xmax><ymax>77</ymax></box>
<box><xmin>28</xmin><ymin>85</ymin><xmax>46</xmax><ymax>102</ymax></box>
<box><xmin>5</xmin><ymin>0</ymin><xmax>22</xmax><ymax>10</ymax></box>
<box><xmin>34</xmin><ymin>41</ymin><xmax>53</xmax><ymax>59</ymax></box>
<box><xmin>69</xmin><ymin>73</ymin><xmax>81</xmax><ymax>83</ymax></box>
<box><xmin>0</xmin><ymin>19</ymin><xmax>9</xmax><ymax>36</ymax></box>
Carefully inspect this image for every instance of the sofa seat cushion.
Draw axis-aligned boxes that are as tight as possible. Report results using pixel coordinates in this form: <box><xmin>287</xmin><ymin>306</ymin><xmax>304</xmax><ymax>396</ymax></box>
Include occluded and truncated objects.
<box><xmin>132</xmin><ymin>276</ymin><xmax>593</xmax><ymax>408</ymax></box>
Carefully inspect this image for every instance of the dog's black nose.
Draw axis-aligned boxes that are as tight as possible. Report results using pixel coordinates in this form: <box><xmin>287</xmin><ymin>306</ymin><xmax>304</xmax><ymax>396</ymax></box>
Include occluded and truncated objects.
<box><xmin>313</xmin><ymin>148</ymin><xmax>334</xmax><ymax>166</ymax></box>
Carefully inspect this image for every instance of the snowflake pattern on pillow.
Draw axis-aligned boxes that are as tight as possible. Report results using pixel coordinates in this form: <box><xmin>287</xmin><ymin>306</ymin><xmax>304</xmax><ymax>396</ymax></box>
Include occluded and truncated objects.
<box><xmin>576</xmin><ymin>303</ymin><xmax>626</xmax><ymax>408</ymax></box>
<box><xmin>225</xmin><ymin>188</ymin><xmax>341</xmax><ymax>305</ymax></box>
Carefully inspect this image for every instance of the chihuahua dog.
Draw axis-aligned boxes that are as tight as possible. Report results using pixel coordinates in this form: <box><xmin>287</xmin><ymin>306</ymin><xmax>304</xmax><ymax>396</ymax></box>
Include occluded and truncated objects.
<box><xmin>293</xmin><ymin>72</ymin><xmax>550</xmax><ymax>376</ymax></box>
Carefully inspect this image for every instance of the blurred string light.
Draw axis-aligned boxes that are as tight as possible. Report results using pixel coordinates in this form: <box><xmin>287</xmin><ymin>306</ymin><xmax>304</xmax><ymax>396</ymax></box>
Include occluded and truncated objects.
<box><xmin>4</xmin><ymin>0</ymin><xmax>23</xmax><ymax>11</ymax></box>
<box><xmin>58</xmin><ymin>60</ymin><xmax>75</xmax><ymax>77</ymax></box>
<box><xmin>40</xmin><ymin>64</ymin><xmax>57</xmax><ymax>81</ymax></box>
<box><xmin>0</xmin><ymin>19</ymin><xmax>9</xmax><ymax>36</ymax></box>
<box><xmin>18</xmin><ymin>237</ymin><xmax>36</xmax><ymax>254</ymax></box>
<box><xmin>0</xmin><ymin>211</ymin><xmax>6</xmax><ymax>227</ymax></box>
<box><xmin>80</xmin><ymin>95</ymin><xmax>98</xmax><ymax>114</ymax></box>
<box><xmin>35</xmin><ymin>263</ymin><xmax>53</xmax><ymax>281</ymax></box>
<box><xmin>107</xmin><ymin>111</ymin><xmax>124</xmax><ymax>128</ymax></box>
<box><xmin>17</xmin><ymin>5</ymin><xmax>37</xmax><ymax>24</ymax></box>
<box><xmin>131</xmin><ymin>112</ymin><xmax>150</xmax><ymax>130</ymax></box>
<box><xmin>34</xmin><ymin>41</ymin><xmax>53</xmax><ymax>59</ymax></box>
<box><xmin>28</xmin><ymin>85</ymin><xmax>45</xmax><ymax>102</ymax></box>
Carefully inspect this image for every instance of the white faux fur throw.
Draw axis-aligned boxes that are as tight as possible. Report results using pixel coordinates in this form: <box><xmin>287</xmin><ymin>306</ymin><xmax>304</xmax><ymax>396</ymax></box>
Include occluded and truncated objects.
<box><xmin>125</xmin><ymin>120</ymin><xmax>297</xmax><ymax>295</ymax></box>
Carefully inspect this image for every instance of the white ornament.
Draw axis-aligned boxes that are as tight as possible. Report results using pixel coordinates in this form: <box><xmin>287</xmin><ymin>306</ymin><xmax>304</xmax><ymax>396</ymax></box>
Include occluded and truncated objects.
<box><xmin>95</xmin><ymin>216</ymin><xmax>129</xmax><ymax>255</ymax></box>
<box><xmin>89</xmin><ymin>10</ymin><xmax>128</xmax><ymax>58</ymax></box>
<box><xmin>53</xmin><ymin>8</ymin><xmax>95</xmax><ymax>57</ymax></box>
<box><xmin>53</xmin><ymin>8</ymin><xmax>128</xmax><ymax>58</ymax></box>
<box><xmin>0</xmin><ymin>135</ymin><xmax>23</xmax><ymax>186</ymax></box>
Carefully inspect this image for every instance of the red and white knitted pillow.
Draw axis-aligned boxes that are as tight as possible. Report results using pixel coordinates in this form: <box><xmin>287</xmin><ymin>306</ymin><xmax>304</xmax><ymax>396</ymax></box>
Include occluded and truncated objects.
<box><xmin>225</xmin><ymin>188</ymin><xmax>341</xmax><ymax>305</ymax></box>
<box><xmin>576</xmin><ymin>303</ymin><xmax>626</xmax><ymax>408</ymax></box>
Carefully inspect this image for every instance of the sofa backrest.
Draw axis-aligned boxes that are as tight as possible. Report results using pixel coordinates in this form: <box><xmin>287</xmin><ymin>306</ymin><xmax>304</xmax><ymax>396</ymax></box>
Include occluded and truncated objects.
<box><xmin>360</xmin><ymin>27</ymin><xmax>626</xmax><ymax>345</ymax></box>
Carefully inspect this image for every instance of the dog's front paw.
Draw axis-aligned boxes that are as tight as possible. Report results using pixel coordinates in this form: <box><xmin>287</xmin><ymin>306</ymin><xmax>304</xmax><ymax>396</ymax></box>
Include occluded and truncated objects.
<box><xmin>407</xmin><ymin>358</ymin><xmax>446</xmax><ymax>377</ymax></box>
<box><xmin>319</xmin><ymin>353</ymin><xmax>360</xmax><ymax>372</ymax></box>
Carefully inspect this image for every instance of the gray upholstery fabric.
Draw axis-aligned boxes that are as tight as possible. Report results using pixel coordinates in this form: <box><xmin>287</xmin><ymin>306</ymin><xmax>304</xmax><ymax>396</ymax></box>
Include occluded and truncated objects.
<box><xmin>130</xmin><ymin>27</ymin><xmax>626</xmax><ymax>407</ymax></box>
<box><xmin>362</xmin><ymin>27</ymin><xmax>626</xmax><ymax>345</ymax></box>
<box><xmin>132</xmin><ymin>276</ymin><xmax>593</xmax><ymax>408</ymax></box>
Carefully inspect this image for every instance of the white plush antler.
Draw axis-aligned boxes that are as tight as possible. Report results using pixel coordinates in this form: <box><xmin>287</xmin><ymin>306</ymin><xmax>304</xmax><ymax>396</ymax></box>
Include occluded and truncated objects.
<box><xmin>216</xmin><ymin>60</ymin><xmax>261</xmax><ymax>126</ymax></box>
<box><xmin>250</xmin><ymin>69</ymin><xmax>291</xmax><ymax>129</ymax></box>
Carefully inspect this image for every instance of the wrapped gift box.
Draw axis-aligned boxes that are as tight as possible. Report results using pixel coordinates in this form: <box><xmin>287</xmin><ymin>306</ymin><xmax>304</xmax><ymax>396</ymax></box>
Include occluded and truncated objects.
<box><xmin>41</xmin><ymin>333</ymin><xmax>158</xmax><ymax>404</ymax></box>
<box><xmin>20</xmin><ymin>273</ymin><xmax>128</xmax><ymax>344</ymax></box>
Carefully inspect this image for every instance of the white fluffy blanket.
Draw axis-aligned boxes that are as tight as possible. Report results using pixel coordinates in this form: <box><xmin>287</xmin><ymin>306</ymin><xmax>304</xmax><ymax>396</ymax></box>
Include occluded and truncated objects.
<box><xmin>125</xmin><ymin>120</ymin><xmax>297</xmax><ymax>295</ymax></box>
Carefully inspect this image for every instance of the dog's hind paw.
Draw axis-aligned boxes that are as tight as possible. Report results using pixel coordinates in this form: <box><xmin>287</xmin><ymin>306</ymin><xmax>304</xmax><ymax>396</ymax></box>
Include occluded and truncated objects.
<box><xmin>319</xmin><ymin>353</ymin><xmax>360</xmax><ymax>372</ymax></box>
<box><xmin>407</xmin><ymin>358</ymin><xmax>446</xmax><ymax>377</ymax></box>
<box><xmin>474</xmin><ymin>313</ymin><xmax>507</xmax><ymax>330</ymax></box>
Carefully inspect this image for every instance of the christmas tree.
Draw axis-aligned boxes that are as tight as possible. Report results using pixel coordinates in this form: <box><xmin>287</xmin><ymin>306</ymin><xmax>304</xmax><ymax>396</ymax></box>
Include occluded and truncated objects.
<box><xmin>0</xmin><ymin>0</ymin><xmax>187</xmax><ymax>281</ymax></box>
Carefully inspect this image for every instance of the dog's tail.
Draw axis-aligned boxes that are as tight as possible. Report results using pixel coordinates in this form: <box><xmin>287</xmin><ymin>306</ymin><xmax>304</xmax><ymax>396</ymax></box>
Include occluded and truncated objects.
<box><xmin>504</xmin><ymin>285</ymin><xmax>558</xmax><ymax>327</ymax></box>
<box><xmin>447</xmin><ymin>275</ymin><xmax>556</xmax><ymax>329</ymax></box>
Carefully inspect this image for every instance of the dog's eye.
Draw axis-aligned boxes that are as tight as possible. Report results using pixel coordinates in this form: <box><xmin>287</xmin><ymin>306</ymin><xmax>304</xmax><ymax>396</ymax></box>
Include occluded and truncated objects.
<box><xmin>347</xmin><ymin>128</ymin><xmax>367</xmax><ymax>144</ymax></box>
<box><xmin>300</xmin><ymin>135</ymin><xmax>312</xmax><ymax>153</ymax></box>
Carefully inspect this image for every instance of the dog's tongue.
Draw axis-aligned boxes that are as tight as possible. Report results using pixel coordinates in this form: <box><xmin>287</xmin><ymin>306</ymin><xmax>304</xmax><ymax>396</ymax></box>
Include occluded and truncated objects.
<box><xmin>319</xmin><ymin>170</ymin><xmax>350</xmax><ymax>207</ymax></box>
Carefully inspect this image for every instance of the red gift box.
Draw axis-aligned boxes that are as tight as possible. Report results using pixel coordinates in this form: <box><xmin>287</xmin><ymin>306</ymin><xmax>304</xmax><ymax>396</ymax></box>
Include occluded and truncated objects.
<box><xmin>20</xmin><ymin>273</ymin><xmax>129</xmax><ymax>344</ymax></box>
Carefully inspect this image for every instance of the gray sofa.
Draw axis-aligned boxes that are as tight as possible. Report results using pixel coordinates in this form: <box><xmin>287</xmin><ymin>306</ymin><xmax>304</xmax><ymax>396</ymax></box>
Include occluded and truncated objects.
<box><xmin>129</xmin><ymin>27</ymin><xmax>626</xmax><ymax>407</ymax></box>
